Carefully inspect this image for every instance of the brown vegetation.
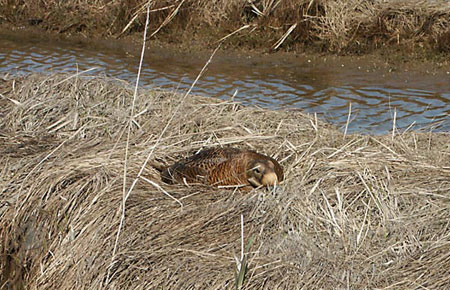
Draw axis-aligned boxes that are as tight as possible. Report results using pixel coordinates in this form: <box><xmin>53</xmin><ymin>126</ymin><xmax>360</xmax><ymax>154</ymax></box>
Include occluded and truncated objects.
<box><xmin>0</xmin><ymin>73</ymin><xmax>449</xmax><ymax>288</ymax></box>
<box><xmin>0</xmin><ymin>0</ymin><xmax>449</xmax><ymax>53</ymax></box>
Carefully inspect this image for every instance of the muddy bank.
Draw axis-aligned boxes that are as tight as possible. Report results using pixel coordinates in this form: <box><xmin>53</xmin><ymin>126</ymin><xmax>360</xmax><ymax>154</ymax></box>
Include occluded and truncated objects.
<box><xmin>1</xmin><ymin>73</ymin><xmax>449</xmax><ymax>288</ymax></box>
<box><xmin>2</xmin><ymin>26</ymin><xmax>449</xmax><ymax>135</ymax></box>
<box><xmin>0</xmin><ymin>0</ymin><xmax>449</xmax><ymax>56</ymax></box>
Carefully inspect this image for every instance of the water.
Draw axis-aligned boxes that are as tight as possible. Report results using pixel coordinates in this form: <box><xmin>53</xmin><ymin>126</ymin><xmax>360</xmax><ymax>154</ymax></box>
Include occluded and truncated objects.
<box><xmin>1</xmin><ymin>31</ymin><xmax>449</xmax><ymax>134</ymax></box>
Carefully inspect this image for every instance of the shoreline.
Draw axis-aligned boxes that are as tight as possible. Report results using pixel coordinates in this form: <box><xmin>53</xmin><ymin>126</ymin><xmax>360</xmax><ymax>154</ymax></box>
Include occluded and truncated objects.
<box><xmin>0</xmin><ymin>0</ymin><xmax>449</xmax><ymax>58</ymax></box>
<box><xmin>1</xmin><ymin>24</ymin><xmax>449</xmax><ymax>81</ymax></box>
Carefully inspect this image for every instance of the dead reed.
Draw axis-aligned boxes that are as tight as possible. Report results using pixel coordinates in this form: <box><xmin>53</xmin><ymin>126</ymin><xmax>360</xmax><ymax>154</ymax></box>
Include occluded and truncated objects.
<box><xmin>1</xmin><ymin>0</ymin><xmax>449</xmax><ymax>53</ymax></box>
<box><xmin>0</xmin><ymin>73</ymin><xmax>449</xmax><ymax>289</ymax></box>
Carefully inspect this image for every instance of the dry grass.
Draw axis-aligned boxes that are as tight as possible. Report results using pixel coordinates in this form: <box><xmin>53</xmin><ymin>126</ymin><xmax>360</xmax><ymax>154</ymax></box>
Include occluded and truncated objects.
<box><xmin>0</xmin><ymin>0</ymin><xmax>449</xmax><ymax>53</ymax></box>
<box><xmin>0</xmin><ymin>73</ymin><xmax>449</xmax><ymax>289</ymax></box>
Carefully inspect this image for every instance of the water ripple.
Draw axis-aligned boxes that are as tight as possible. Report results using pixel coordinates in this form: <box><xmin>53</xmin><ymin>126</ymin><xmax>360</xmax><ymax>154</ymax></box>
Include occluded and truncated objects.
<box><xmin>0</xmin><ymin>35</ymin><xmax>449</xmax><ymax>134</ymax></box>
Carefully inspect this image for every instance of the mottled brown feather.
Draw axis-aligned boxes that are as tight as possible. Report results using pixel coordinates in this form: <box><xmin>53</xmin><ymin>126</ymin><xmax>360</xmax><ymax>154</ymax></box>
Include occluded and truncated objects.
<box><xmin>161</xmin><ymin>147</ymin><xmax>284</xmax><ymax>189</ymax></box>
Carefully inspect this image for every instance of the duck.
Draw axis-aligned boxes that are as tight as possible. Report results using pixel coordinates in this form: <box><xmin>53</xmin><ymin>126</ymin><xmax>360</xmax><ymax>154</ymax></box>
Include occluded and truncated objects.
<box><xmin>160</xmin><ymin>147</ymin><xmax>283</xmax><ymax>189</ymax></box>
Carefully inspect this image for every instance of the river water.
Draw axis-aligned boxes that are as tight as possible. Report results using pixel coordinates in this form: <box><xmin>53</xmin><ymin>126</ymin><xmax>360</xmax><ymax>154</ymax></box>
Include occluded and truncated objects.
<box><xmin>1</xmin><ymin>30</ymin><xmax>449</xmax><ymax>134</ymax></box>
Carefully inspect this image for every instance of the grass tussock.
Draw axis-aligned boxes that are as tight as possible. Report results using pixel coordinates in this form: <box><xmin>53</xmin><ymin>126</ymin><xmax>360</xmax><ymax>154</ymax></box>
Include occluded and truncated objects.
<box><xmin>0</xmin><ymin>73</ymin><xmax>449</xmax><ymax>289</ymax></box>
<box><xmin>0</xmin><ymin>0</ymin><xmax>449</xmax><ymax>53</ymax></box>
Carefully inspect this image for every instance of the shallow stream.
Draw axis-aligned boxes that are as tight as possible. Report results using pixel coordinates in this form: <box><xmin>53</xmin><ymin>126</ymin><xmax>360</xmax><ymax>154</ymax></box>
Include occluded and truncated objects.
<box><xmin>1</xmin><ymin>30</ymin><xmax>449</xmax><ymax>134</ymax></box>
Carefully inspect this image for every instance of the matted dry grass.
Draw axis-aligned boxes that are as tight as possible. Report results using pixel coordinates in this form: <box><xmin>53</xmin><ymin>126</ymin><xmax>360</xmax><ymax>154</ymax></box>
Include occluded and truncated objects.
<box><xmin>0</xmin><ymin>73</ymin><xmax>449</xmax><ymax>289</ymax></box>
<box><xmin>1</xmin><ymin>0</ymin><xmax>449</xmax><ymax>53</ymax></box>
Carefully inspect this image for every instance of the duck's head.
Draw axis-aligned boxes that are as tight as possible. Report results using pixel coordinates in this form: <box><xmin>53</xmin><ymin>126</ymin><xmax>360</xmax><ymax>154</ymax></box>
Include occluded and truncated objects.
<box><xmin>246</xmin><ymin>159</ymin><xmax>283</xmax><ymax>188</ymax></box>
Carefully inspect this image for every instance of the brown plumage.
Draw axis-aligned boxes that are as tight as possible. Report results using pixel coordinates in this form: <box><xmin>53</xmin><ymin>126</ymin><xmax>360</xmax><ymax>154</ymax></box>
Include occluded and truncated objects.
<box><xmin>161</xmin><ymin>147</ymin><xmax>284</xmax><ymax>189</ymax></box>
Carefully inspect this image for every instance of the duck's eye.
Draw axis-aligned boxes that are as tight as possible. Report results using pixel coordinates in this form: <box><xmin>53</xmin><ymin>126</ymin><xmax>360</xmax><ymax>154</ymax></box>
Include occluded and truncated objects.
<box><xmin>253</xmin><ymin>167</ymin><xmax>261</xmax><ymax>174</ymax></box>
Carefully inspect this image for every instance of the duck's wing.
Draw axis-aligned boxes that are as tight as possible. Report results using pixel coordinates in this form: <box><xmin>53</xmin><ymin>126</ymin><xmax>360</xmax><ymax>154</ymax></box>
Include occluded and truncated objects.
<box><xmin>161</xmin><ymin>162</ymin><xmax>208</xmax><ymax>184</ymax></box>
<box><xmin>183</xmin><ymin>147</ymin><xmax>242</xmax><ymax>171</ymax></box>
<box><xmin>207</xmin><ymin>154</ymin><xmax>249</xmax><ymax>186</ymax></box>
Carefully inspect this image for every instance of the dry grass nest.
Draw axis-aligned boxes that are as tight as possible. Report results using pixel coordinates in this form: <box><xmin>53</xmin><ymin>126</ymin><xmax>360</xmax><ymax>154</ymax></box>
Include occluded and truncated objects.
<box><xmin>0</xmin><ymin>73</ymin><xmax>449</xmax><ymax>289</ymax></box>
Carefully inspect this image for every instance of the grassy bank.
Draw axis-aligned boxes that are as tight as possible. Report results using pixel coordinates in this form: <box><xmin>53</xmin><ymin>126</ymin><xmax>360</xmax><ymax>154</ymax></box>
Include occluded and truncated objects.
<box><xmin>0</xmin><ymin>73</ymin><xmax>449</xmax><ymax>288</ymax></box>
<box><xmin>0</xmin><ymin>0</ymin><xmax>449</xmax><ymax>54</ymax></box>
